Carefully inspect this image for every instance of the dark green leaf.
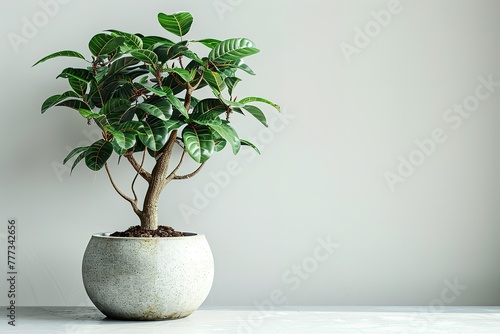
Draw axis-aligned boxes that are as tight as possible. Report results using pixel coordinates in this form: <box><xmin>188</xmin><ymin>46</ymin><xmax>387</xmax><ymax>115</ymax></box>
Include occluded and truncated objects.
<box><xmin>203</xmin><ymin>69</ymin><xmax>226</xmax><ymax>94</ymax></box>
<box><xmin>102</xmin><ymin>98</ymin><xmax>132</xmax><ymax>124</ymax></box>
<box><xmin>154</xmin><ymin>40</ymin><xmax>188</xmax><ymax>63</ymax></box>
<box><xmin>130</xmin><ymin>49</ymin><xmax>158</xmax><ymax>66</ymax></box>
<box><xmin>194</xmin><ymin>38</ymin><xmax>221</xmax><ymax>49</ymax></box>
<box><xmin>107</xmin><ymin>30</ymin><xmax>143</xmax><ymax>50</ymax></box>
<box><xmin>89</xmin><ymin>34</ymin><xmax>125</xmax><ymax>57</ymax></box>
<box><xmin>104</xmin><ymin>125</ymin><xmax>136</xmax><ymax>150</ymax></box>
<box><xmin>63</xmin><ymin>146</ymin><xmax>89</xmax><ymax>165</ymax></box>
<box><xmin>241</xmin><ymin>139</ymin><xmax>261</xmax><ymax>154</ymax></box>
<box><xmin>164</xmin><ymin>68</ymin><xmax>193</xmax><ymax>82</ymax></box>
<box><xmin>141</xmin><ymin>36</ymin><xmax>174</xmax><ymax>49</ymax></box>
<box><xmin>192</xmin><ymin>98</ymin><xmax>226</xmax><ymax>116</ymax></box>
<box><xmin>158</xmin><ymin>12</ymin><xmax>193</xmax><ymax>38</ymax></box>
<box><xmin>106</xmin><ymin>57</ymin><xmax>141</xmax><ymax>78</ymax></box>
<box><xmin>70</xmin><ymin>151</ymin><xmax>87</xmax><ymax>175</ymax></box>
<box><xmin>208</xmin><ymin>38</ymin><xmax>260</xmax><ymax>63</ymax></box>
<box><xmin>163</xmin><ymin>87</ymin><xmax>189</xmax><ymax>118</ymax></box>
<box><xmin>85</xmin><ymin>139</ymin><xmax>113</xmax><ymax>171</ymax></box>
<box><xmin>136</xmin><ymin>103</ymin><xmax>169</xmax><ymax>120</ymax></box>
<box><xmin>182</xmin><ymin>124</ymin><xmax>215</xmax><ymax>163</ymax></box>
<box><xmin>41</xmin><ymin>91</ymin><xmax>80</xmax><ymax>113</ymax></box>
<box><xmin>32</xmin><ymin>50</ymin><xmax>86</xmax><ymax>67</ymax></box>
<box><xmin>243</xmin><ymin>105</ymin><xmax>268</xmax><ymax>127</ymax></box>
<box><xmin>209</xmin><ymin>122</ymin><xmax>240</xmax><ymax>154</ymax></box>
<box><xmin>225</xmin><ymin>77</ymin><xmax>241</xmax><ymax>96</ymax></box>
<box><xmin>57</xmin><ymin>68</ymin><xmax>93</xmax><ymax>82</ymax></box>
<box><xmin>138</xmin><ymin>116</ymin><xmax>168</xmax><ymax>151</ymax></box>
<box><xmin>56</xmin><ymin>99</ymin><xmax>91</xmax><ymax>112</ymax></box>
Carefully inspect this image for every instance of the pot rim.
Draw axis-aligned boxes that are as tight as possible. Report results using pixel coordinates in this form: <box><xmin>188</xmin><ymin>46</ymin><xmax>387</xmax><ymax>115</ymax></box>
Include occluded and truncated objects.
<box><xmin>91</xmin><ymin>232</ymin><xmax>202</xmax><ymax>239</ymax></box>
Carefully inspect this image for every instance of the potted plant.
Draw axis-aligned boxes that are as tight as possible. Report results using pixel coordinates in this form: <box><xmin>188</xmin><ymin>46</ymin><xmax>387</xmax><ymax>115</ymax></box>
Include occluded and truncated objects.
<box><xmin>33</xmin><ymin>11</ymin><xmax>279</xmax><ymax>320</ymax></box>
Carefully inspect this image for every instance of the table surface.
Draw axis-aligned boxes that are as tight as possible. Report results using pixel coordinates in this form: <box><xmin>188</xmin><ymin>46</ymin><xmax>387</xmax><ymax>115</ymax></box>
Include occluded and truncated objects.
<box><xmin>1</xmin><ymin>306</ymin><xmax>499</xmax><ymax>334</ymax></box>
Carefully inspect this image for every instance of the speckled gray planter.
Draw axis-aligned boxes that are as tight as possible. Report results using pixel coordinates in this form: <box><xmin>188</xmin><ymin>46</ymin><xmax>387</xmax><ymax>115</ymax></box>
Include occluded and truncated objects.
<box><xmin>82</xmin><ymin>233</ymin><xmax>214</xmax><ymax>320</ymax></box>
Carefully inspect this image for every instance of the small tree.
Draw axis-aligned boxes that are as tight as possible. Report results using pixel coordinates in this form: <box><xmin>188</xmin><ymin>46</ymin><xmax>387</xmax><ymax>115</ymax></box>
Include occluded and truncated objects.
<box><xmin>34</xmin><ymin>12</ymin><xmax>279</xmax><ymax>231</ymax></box>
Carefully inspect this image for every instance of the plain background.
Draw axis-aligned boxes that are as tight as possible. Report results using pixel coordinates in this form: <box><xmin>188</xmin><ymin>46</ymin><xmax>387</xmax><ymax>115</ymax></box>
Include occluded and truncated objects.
<box><xmin>1</xmin><ymin>0</ymin><xmax>499</xmax><ymax>307</ymax></box>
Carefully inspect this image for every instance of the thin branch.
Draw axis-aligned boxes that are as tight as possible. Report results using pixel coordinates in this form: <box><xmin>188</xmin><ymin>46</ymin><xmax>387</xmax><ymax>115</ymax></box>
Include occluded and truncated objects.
<box><xmin>171</xmin><ymin>72</ymin><xmax>188</xmax><ymax>89</ymax></box>
<box><xmin>105</xmin><ymin>163</ymin><xmax>142</xmax><ymax>216</ymax></box>
<box><xmin>130</xmin><ymin>149</ymin><xmax>146</xmax><ymax>203</ymax></box>
<box><xmin>124</xmin><ymin>151</ymin><xmax>152</xmax><ymax>183</ymax></box>
<box><xmin>166</xmin><ymin>149</ymin><xmax>186</xmax><ymax>182</ymax></box>
<box><xmin>191</xmin><ymin>70</ymin><xmax>205</xmax><ymax>90</ymax></box>
<box><xmin>174</xmin><ymin>162</ymin><xmax>206</xmax><ymax>180</ymax></box>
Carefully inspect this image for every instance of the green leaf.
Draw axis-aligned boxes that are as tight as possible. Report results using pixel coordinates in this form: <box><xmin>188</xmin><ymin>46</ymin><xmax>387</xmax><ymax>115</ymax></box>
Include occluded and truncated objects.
<box><xmin>163</xmin><ymin>87</ymin><xmax>188</xmax><ymax>118</ymax></box>
<box><xmin>241</xmin><ymin>139</ymin><xmax>261</xmax><ymax>154</ymax></box>
<box><xmin>117</xmin><ymin>121</ymin><xmax>144</xmax><ymax>133</ymax></box>
<box><xmin>150</xmin><ymin>98</ymin><xmax>173</xmax><ymax>119</ymax></box>
<box><xmin>106</xmin><ymin>57</ymin><xmax>140</xmax><ymax>78</ymax></box>
<box><xmin>104</xmin><ymin>125</ymin><xmax>136</xmax><ymax>150</ymax></box>
<box><xmin>70</xmin><ymin>151</ymin><xmax>87</xmax><ymax>175</ymax></box>
<box><xmin>57</xmin><ymin>68</ymin><xmax>93</xmax><ymax>82</ymax></box>
<box><xmin>209</xmin><ymin>122</ymin><xmax>240</xmax><ymax>155</ymax></box>
<box><xmin>41</xmin><ymin>91</ymin><xmax>80</xmax><ymax>113</ymax></box>
<box><xmin>130</xmin><ymin>49</ymin><xmax>158</xmax><ymax>66</ymax></box>
<box><xmin>142</xmin><ymin>85</ymin><xmax>167</xmax><ymax>96</ymax></box>
<box><xmin>238</xmin><ymin>63</ymin><xmax>256</xmax><ymax>75</ymax></box>
<box><xmin>164</xmin><ymin>67</ymin><xmax>193</xmax><ymax>83</ymax></box>
<box><xmin>32</xmin><ymin>50</ymin><xmax>86</xmax><ymax>67</ymax></box>
<box><xmin>203</xmin><ymin>69</ymin><xmax>226</xmax><ymax>94</ymax></box>
<box><xmin>107</xmin><ymin>30</ymin><xmax>143</xmax><ymax>50</ymax></box>
<box><xmin>89</xmin><ymin>34</ymin><xmax>125</xmax><ymax>57</ymax></box>
<box><xmin>225</xmin><ymin>77</ymin><xmax>241</xmax><ymax>96</ymax></box>
<box><xmin>141</xmin><ymin>36</ymin><xmax>174</xmax><ymax>49</ymax></box>
<box><xmin>158</xmin><ymin>12</ymin><xmax>193</xmax><ymax>38</ymax></box>
<box><xmin>68</xmin><ymin>77</ymin><xmax>88</xmax><ymax>96</ymax></box>
<box><xmin>154</xmin><ymin>40</ymin><xmax>188</xmax><ymax>63</ymax></box>
<box><xmin>138</xmin><ymin>116</ymin><xmax>168</xmax><ymax>151</ymax></box>
<box><xmin>191</xmin><ymin>98</ymin><xmax>226</xmax><ymax>123</ymax></box>
<box><xmin>163</xmin><ymin>118</ymin><xmax>184</xmax><ymax>132</ymax></box>
<box><xmin>243</xmin><ymin>105</ymin><xmax>268</xmax><ymax>127</ymax></box>
<box><xmin>56</xmin><ymin>99</ymin><xmax>91</xmax><ymax>112</ymax></box>
<box><xmin>101</xmin><ymin>98</ymin><xmax>132</xmax><ymax>124</ymax></box>
<box><xmin>209</xmin><ymin>38</ymin><xmax>260</xmax><ymax>63</ymax></box>
<box><xmin>136</xmin><ymin>103</ymin><xmax>169</xmax><ymax>120</ymax></box>
<box><xmin>78</xmin><ymin>108</ymin><xmax>97</xmax><ymax>119</ymax></box>
<box><xmin>182</xmin><ymin>124</ymin><xmax>215</xmax><ymax>163</ymax></box>
<box><xmin>194</xmin><ymin>38</ymin><xmax>221</xmax><ymax>49</ymax></box>
<box><xmin>57</xmin><ymin>68</ymin><xmax>93</xmax><ymax>95</ymax></box>
<box><xmin>63</xmin><ymin>146</ymin><xmax>89</xmax><ymax>165</ymax></box>
<box><xmin>239</xmin><ymin>96</ymin><xmax>281</xmax><ymax>112</ymax></box>
<box><xmin>214</xmin><ymin>138</ymin><xmax>227</xmax><ymax>152</ymax></box>
<box><xmin>85</xmin><ymin>139</ymin><xmax>113</xmax><ymax>171</ymax></box>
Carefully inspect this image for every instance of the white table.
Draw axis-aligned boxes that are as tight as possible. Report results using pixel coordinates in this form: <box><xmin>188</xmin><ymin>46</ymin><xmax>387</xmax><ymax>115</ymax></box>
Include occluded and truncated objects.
<box><xmin>1</xmin><ymin>306</ymin><xmax>499</xmax><ymax>333</ymax></box>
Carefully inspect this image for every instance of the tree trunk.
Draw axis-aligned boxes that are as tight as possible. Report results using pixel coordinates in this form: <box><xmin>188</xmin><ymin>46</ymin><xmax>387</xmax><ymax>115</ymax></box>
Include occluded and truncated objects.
<box><xmin>140</xmin><ymin>202</ymin><xmax>159</xmax><ymax>231</ymax></box>
<box><xmin>138</xmin><ymin>130</ymin><xmax>178</xmax><ymax>231</ymax></box>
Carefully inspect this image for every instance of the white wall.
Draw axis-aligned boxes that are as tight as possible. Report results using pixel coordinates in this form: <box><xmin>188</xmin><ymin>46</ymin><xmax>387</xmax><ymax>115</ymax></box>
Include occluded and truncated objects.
<box><xmin>1</xmin><ymin>0</ymin><xmax>499</xmax><ymax>307</ymax></box>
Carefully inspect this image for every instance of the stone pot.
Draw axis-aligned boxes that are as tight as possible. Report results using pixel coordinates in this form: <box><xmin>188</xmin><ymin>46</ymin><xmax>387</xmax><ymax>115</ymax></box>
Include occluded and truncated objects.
<box><xmin>82</xmin><ymin>232</ymin><xmax>214</xmax><ymax>320</ymax></box>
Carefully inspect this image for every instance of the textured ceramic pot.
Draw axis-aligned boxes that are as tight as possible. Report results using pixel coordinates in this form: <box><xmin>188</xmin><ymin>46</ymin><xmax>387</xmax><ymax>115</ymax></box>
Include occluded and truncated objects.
<box><xmin>82</xmin><ymin>232</ymin><xmax>214</xmax><ymax>320</ymax></box>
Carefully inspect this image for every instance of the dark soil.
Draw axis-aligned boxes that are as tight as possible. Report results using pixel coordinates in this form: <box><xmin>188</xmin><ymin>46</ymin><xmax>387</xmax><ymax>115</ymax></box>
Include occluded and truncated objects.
<box><xmin>110</xmin><ymin>225</ymin><xmax>185</xmax><ymax>238</ymax></box>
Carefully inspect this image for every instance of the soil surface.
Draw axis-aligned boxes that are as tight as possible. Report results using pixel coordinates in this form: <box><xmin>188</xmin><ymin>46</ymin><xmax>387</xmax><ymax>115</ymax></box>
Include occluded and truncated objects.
<box><xmin>110</xmin><ymin>225</ymin><xmax>184</xmax><ymax>237</ymax></box>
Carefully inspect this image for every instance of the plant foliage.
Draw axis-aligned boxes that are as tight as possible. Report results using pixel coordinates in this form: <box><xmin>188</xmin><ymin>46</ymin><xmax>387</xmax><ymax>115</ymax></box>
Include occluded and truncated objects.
<box><xmin>34</xmin><ymin>12</ymin><xmax>279</xmax><ymax>229</ymax></box>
